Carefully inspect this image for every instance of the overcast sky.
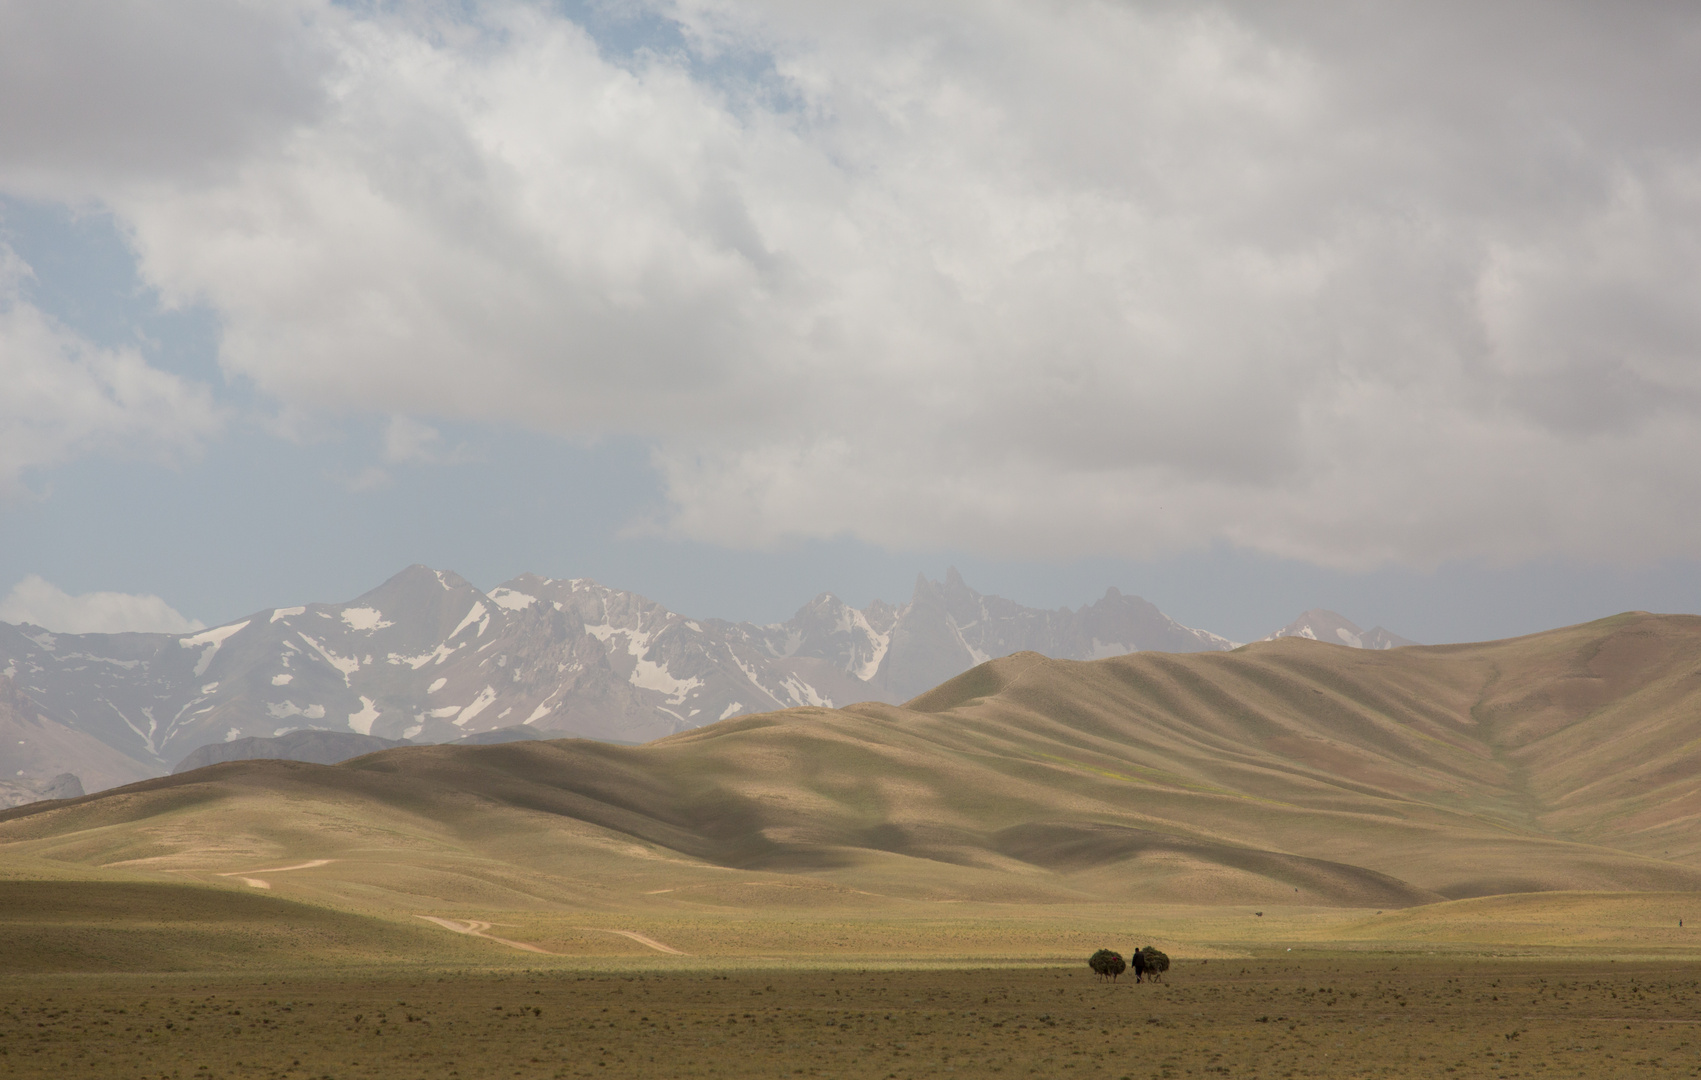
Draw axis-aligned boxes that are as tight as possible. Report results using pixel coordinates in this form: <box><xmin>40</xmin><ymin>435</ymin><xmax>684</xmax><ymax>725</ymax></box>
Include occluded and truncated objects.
<box><xmin>2</xmin><ymin>0</ymin><xmax>1700</xmax><ymax>644</ymax></box>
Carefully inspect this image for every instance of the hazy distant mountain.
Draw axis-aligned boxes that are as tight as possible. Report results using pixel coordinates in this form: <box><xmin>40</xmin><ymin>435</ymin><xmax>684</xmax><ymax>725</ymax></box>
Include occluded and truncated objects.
<box><xmin>0</xmin><ymin>674</ymin><xmax>156</xmax><ymax>804</ymax></box>
<box><xmin>862</xmin><ymin>569</ymin><xmax>1237</xmax><ymax>701</ymax></box>
<box><xmin>1266</xmin><ymin>609</ymin><xmax>1418</xmax><ymax>650</ymax></box>
<box><xmin>172</xmin><ymin>731</ymin><xmax>410</xmax><ymax>774</ymax></box>
<box><xmin>0</xmin><ymin>565</ymin><xmax>1235</xmax><ymax>786</ymax></box>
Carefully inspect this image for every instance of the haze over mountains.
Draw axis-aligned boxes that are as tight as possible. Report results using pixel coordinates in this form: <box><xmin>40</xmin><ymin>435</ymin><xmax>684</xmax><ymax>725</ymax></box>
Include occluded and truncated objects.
<box><xmin>4</xmin><ymin>611</ymin><xmax>1698</xmax><ymax>912</ymax></box>
<box><xmin>1</xmin><ymin>565</ymin><xmax>1292</xmax><ymax>794</ymax></box>
<box><xmin>1265</xmin><ymin>609</ymin><xmax>1418</xmax><ymax>650</ymax></box>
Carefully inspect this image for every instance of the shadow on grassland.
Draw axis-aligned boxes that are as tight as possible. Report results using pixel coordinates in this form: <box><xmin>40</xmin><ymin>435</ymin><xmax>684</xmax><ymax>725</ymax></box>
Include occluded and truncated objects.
<box><xmin>0</xmin><ymin>881</ymin><xmax>494</xmax><ymax>973</ymax></box>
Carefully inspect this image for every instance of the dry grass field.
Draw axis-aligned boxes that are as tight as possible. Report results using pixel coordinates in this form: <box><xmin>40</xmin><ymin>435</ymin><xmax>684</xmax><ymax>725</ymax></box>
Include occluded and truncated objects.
<box><xmin>4</xmin><ymin>960</ymin><xmax>1701</xmax><ymax>1080</ymax></box>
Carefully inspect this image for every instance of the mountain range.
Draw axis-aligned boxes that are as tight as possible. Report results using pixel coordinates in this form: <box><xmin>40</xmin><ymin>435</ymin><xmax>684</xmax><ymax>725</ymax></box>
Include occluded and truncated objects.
<box><xmin>1265</xmin><ymin>608</ymin><xmax>1418</xmax><ymax>650</ymax></box>
<box><xmin>0</xmin><ymin>565</ymin><xmax>1403</xmax><ymax>797</ymax></box>
<box><xmin>2</xmin><ymin>611</ymin><xmax>1695</xmax><ymax>917</ymax></box>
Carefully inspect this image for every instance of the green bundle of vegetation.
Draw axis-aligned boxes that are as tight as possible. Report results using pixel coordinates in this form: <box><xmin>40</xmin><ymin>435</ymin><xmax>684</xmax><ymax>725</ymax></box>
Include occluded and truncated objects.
<box><xmin>1133</xmin><ymin>946</ymin><xmax>1170</xmax><ymax>983</ymax></box>
<box><xmin>1088</xmin><ymin>949</ymin><xmax>1126</xmax><ymax>982</ymax></box>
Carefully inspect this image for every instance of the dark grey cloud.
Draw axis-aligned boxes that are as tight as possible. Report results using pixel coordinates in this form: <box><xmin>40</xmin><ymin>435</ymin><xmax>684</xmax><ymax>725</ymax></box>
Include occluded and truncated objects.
<box><xmin>0</xmin><ymin>0</ymin><xmax>328</xmax><ymax>189</ymax></box>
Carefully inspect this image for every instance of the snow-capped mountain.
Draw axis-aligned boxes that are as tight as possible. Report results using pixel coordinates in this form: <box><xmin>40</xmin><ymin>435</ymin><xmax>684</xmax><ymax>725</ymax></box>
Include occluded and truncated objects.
<box><xmin>1264</xmin><ymin>609</ymin><xmax>1418</xmax><ymax>650</ymax></box>
<box><xmin>0</xmin><ymin>565</ymin><xmax>1237</xmax><ymax>790</ymax></box>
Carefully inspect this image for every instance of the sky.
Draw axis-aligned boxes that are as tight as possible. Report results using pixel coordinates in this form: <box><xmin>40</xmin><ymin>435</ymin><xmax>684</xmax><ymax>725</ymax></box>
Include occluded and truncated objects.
<box><xmin>2</xmin><ymin>0</ymin><xmax>1700</xmax><ymax>646</ymax></box>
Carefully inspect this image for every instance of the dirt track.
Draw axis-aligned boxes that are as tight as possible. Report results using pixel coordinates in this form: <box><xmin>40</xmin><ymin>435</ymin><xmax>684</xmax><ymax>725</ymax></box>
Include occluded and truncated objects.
<box><xmin>414</xmin><ymin>916</ymin><xmax>689</xmax><ymax>955</ymax></box>
<box><xmin>579</xmin><ymin>927</ymin><xmax>688</xmax><ymax>954</ymax></box>
<box><xmin>215</xmin><ymin>858</ymin><xmax>333</xmax><ymax>889</ymax></box>
<box><xmin>414</xmin><ymin>915</ymin><xmax>556</xmax><ymax>954</ymax></box>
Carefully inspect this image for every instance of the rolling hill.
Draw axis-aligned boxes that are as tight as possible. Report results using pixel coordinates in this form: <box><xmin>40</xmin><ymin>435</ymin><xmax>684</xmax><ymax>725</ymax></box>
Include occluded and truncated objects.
<box><xmin>2</xmin><ymin>611</ymin><xmax>1699</xmax><ymax>936</ymax></box>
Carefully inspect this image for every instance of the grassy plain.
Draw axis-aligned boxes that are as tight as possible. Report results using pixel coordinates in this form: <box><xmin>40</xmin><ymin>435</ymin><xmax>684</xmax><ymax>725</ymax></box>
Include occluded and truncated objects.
<box><xmin>5</xmin><ymin>960</ymin><xmax>1701</xmax><ymax>1080</ymax></box>
<box><xmin>8</xmin><ymin>876</ymin><xmax>1701</xmax><ymax>1078</ymax></box>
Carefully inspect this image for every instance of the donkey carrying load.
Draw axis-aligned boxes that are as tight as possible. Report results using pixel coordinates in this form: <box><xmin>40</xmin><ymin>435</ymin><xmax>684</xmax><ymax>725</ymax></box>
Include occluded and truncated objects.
<box><xmin>1131</xmin><ymin>946</ymin><xmax>1170</xmax><ymax>983</ymax></box>
<box><xmin>1088</xmin><ymin>949</ymin><xmax>1127</xmax><ymax>982</ymax></box>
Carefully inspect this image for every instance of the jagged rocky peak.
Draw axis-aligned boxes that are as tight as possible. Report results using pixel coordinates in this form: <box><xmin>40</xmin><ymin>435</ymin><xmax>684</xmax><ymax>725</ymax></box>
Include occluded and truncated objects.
<box><xmin>1266</xmin><ymin>609</ymin><xmax>1418</xmax><ymax>650</ymax></box>
<box><xmin>780</xmin><ymin>592</ymin><xmax>892</xmax><ymax>680</ymax></box>
<box><xmin>937</xmin><ymin>566</ymin><xmax>981</xmax><ymax>618</ymax></box>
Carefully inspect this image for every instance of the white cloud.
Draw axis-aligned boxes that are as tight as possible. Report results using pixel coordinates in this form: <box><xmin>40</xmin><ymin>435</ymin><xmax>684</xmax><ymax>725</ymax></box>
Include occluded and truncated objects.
<box><xmin>5</xmin><ymin>1</ymin><xmax>1701</xmax><ymax>568</ymax></box>
<box><xmin>382</xmin><ymin>415</ymin><xmax>472</xmax><ymax>465</ymax></box>
<box><xmin>0</xmin><ymin>245</ymin><xmax>223</xmax><ymax>494</ymax></box>
<box><xmin>336</xmin><ymin>464</ymin><xmax>392</xmax><ymax>493</ymax></box>
<box><xmin>383</xmin><ymin>416</ymin><xmax>442</xmax><ymax>464</ymax></box>
<box><xmin>0</xmin><ymin>574</ymin><xmax>205</xmax><ymax>635</ymax></box>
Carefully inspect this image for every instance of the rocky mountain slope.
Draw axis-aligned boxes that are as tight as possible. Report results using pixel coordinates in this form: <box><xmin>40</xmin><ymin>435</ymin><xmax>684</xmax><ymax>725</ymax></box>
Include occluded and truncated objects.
<box><xmin>0</xmin><ymin>675</ymin><xmax>157</xmax><ymax>804</ymax></box>
<box><xmin>0</xmin><ymin>565</ymin><xmax>1235</xmax><ymax>788</ymax></box>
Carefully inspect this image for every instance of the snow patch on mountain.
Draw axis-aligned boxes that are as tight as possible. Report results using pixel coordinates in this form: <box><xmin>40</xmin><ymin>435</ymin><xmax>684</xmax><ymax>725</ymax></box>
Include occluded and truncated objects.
<box><xmin>340</xmin><ymin>607</ymin><xmax>394</xmax><ymax>631</ymax></box>
<box><xmin>297</xmin><ymin>634</ymin><xmax>360</xmax><ymax>684</ymax></box>
<box><xmin>489</xmin><ymin>588</ymin><xmax>537</xmax><ymax>611</ymax></box>
<box><xmin>180</xmin><ymin>620</ymin><xmax>250</xmax><ymax>677</ymax></box>
<box><xmin>630</xmin><ymin>657</ymin><xmax>702</xmax><ymax>703</ymax></box>
<box><xmin>455</xmin><ymin>686</ymin><xmax>498</xmax><ymax>726</ymax></box>
<box><xmin>449</xmin><ymin>601</ymin><xmax>490</xmax><ymax>640</ymax></box>
<box><xmin>848</xmin><ymin>608</ymin><xmax>890</xmax><ymax>681</ymax></box>
<box><xmin>347</xmin><ymin>696</ymin><xmax>380</xmax><ymax>736</ymax></box>
<box><xmin>268</xmin><ymin>701</ymin><xmax>326</xmax><ymax>720</ymax></box>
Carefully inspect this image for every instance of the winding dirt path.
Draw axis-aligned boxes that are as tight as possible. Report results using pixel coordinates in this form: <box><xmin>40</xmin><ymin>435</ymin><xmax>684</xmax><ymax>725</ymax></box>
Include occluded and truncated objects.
<box><xmin>413</xmin><ymin>917</ymin><xmax>688</xmax><ymax>956</ymax></box>
<box><xmin>216</xmin><ymin>859</ymin><xmax>333</xmax><ymax>889</ymax></box>
<box><xmin>578</xmin><ymin>928</ymin><xmax>688</xmax><ymax>955</ymax></box>
<box><xmin>414</xmin><ymin>916</ymin><xmax>555</xmax><ymax>955</ymax></box>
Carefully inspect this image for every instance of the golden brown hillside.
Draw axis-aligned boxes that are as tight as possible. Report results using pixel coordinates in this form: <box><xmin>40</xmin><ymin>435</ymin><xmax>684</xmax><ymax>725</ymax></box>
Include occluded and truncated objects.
<box><xmin>3</xmin><ymin>611</ymin><xmax>1700</xmax><ymax>923</ymax></box>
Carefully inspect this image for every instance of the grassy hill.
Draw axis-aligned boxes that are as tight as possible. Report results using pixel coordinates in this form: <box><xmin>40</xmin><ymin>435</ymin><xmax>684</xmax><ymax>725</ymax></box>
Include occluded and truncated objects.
<box><xmin>3</xmin><ymin>611</ymin><xmax>1701</xmax><ymax>964</ymax></box>
<box><xmin>0</xmin><ymin>879</ymin><xmax>495</xmax><ymax>972</ymax></box>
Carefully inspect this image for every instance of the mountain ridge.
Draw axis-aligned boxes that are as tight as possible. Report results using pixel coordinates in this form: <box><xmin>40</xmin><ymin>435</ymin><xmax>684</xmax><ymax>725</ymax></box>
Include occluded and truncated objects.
<box><xmin>4</xmin><ymin>610</ymin><xmax>1698</xmax><ymax>911</ymax></box>
<box><xmin>1265</xmin><ymin>608</ymin><xmax>1419</xmax><ymax>650</ymax></box>
<box><xmin>0</xmin><ymin>565</ymin><xmax>1242</xmax><ymax>790</ymax></box>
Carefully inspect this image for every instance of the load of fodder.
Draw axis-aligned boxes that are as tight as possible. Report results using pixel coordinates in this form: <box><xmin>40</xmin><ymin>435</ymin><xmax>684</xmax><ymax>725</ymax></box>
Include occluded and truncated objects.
<box><xmin>1133</xmin><ymin>946</ymin><xmax>1170</xmax><ymax>983</ymax></box>
<box><xmin>1088</xmin><ymin>949</ymin><xmax>1126</xmax><ymax>982</ymax></box>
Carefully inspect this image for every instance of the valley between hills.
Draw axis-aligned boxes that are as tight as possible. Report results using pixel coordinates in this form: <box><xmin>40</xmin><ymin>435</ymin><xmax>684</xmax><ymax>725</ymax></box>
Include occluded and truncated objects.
<box><xmin>2</xmin><ymin>610</ymin><xmax>1701</xmax><ymax>974</ymax></box>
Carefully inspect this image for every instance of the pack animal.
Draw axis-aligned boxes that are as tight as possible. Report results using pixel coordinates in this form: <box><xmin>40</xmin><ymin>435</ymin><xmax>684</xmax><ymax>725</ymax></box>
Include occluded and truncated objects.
<box><xmin>1087</xmin><ymin>949</ymin><xmax>1126</xmax><ymax>982</ymax></box>
<box><xmin>1131</xmin><ymin>946</ymin><xmax>1170</xmax><ymax>983</ymax></box>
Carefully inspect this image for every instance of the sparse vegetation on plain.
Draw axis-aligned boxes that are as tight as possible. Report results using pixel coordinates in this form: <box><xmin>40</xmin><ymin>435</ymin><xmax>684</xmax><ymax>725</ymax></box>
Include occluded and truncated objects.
<box><xmin>3</xmin><ymin>960</ymin><xmax>1701</xmax><ymax>1079</ymax></box>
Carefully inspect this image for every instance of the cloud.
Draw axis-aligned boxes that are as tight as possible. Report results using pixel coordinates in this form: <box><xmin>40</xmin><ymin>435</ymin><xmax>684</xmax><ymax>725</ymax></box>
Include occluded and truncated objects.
<box><xmin>336</xmin><ymin>464</ymin><xmax>392</xmax><ymax>493</ymax></box>
<box><xmin>0</xmin><ymin>244</ymin><xmax>224</xmax><ymax>494</ymax></box>
<box><xmin>330</xmin><ymin>416</ymin><xmax>468</xmax><ymax>490</ymax></box>
<box><xmin>0</xmin><ymin>575</ymin><xmax>205</xmax><ymax>635</ymax></box>
<box><xmin>5</xmin><ymin>1</ymin><xmax>1701</xmax><ymax>568</ymax></box>
<box><xmin>383</xmin><ymin>415</ymin><xmax>473</xmax><ymax>465</ymax></box>
<box><xmin>0</xmin><ymin>0</ymin><xmax>327</xmax><ymax>196</ymax></box>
